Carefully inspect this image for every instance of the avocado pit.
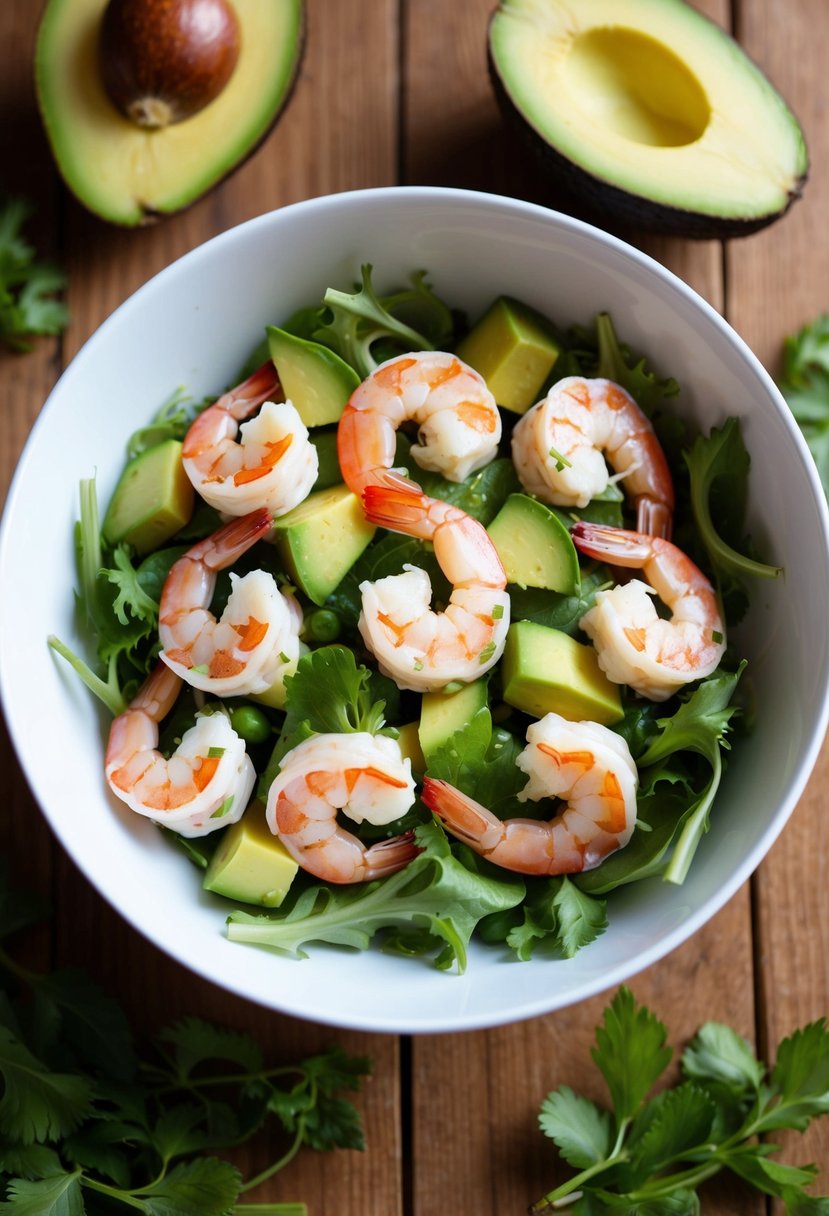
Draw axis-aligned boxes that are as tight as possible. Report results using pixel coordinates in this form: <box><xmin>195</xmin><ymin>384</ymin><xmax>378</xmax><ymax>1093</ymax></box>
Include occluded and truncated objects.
<box><xmin>99</xmin><ymin>0</ymin><xmax>241</xmax><ymax>128</ymax></box>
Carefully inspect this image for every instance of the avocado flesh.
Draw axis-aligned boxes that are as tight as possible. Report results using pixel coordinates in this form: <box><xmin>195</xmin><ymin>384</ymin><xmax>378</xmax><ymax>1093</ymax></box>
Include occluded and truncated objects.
<box><xmin>36</xmin><ymin>0</ymin><xmax>304</xmax><ymax>225</ymax></box>
<box><xmin>454</xmin><ymin>296</ymin><xmax>561</xmax><ymax>415</ymax></box>
<box><xmin>487</xmin><ymin>494</ymin><xmax>580</xmax><ymax>593</ymax></box>
<box><xmin>419</xmin><ymin>680</ymin><xmax>489</xmax><ymax>764</ymax></box>
<box><xmin>103</xmin><ymin>439</ymin><xmax>194</xmax><ymax>555</ymax></box>
<box><xmin>489</xmin><ymin>0</ymin><xmax>808</xmax><ymax>236</ymax></box>
<box><xmin>267</xmin><ymin>327</ymin><xmax>360</xmax><ymax>428</ymax></box>
<box><xmin>203</xmin><ymin>801</ymin><xmax>298</xmax><ymax>908</ymax></box>
<box><xmin>272</xmin><ymin>483</ymin><xmax>376</xmax><ymax>606</ymax></box>
<box><xmin>502</xmin><ymin>621</ymin><xmax>622</xmax><ymax>726</ymax></box>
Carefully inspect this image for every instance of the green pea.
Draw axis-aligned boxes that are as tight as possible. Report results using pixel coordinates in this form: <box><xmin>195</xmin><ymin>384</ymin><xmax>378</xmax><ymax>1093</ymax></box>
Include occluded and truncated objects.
<box><xmin>228</xmin><ymin>703</ymin><xmax>272</xmax><ymax>745</ymax></box>
<box><xmin>308</xmin><ymin>608</ymin><xmax>341</xmax><ymax>643</ymax></box>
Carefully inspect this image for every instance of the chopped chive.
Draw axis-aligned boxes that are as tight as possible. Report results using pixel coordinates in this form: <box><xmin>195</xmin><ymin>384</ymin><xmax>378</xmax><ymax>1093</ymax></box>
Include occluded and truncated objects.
<box><xmin>479</xmin><ymin>642</ymin><xmax>497</xmax><ymax>664</ymax></box>
<box><xmin>207</xmin><ymin>746</ymin><xmax>226</xmax><ymax>758</ymax></box>
<box><xmin>492</xmin><ymin>604</ymin><xmax>504</xmax><ymax>620</ymax></box>
<box><xmin>443</xmin><ymin>681</ymin><xmax>464</xmax><ymax>694</ymax></box>
<box><xmin>413</xmin><ymin>658</ymin><xmax>424</xmax><ymax>672</ymax></box>
<box><xmin>712</xmin><ymin>630</ymin><xmax>724</xmax><ymax>644</ymax></box>
<box><xmin>279</xmin><ymin>651</ymin><xmax>291</xmax><ymax>664</ymax></box>
<box><xmin>548</xmin><ymin>445</ymin><xmax>572</xmax><ymax>472</ymax></box>
<box><xmin>210</xmin><ymin>796</ymin><xmax>235</xmax><ymax>820</ymax></box>
<box><xmin>191</xmin><ymin>663</ymin><xmax>209</xmax><ymax>675</ymax></box>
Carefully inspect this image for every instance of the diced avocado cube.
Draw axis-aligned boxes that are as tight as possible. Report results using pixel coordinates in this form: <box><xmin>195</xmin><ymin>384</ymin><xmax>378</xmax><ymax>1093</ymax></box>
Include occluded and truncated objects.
<box><xmin>502</xmin><ymin>621</ymin><xmax>622</xmax><ymax>725</ymax></box>
<box><xmin>102</xmin><ymin>438</ymin><xmax>194</xmax><ymax>555</ymax></box>
<box><xmin>267</xmin><ymin>325</ymin><xmax>360</xmax><ymax>427</ymax></box>
<box><xmin>396</xmin><ymin>721</ymin><xmax>426</xmax><ymax>776</ymax></box>
<box><xmin>454</xmin><ymin>296</ymin><xmax>561</xmax><ymax>414</ymax></box>
<box><xmin>310</xmin><ymin>429</ymin><xmax>343</xmax><ymax>491</ymax></box>
<box><xmin>487</xmin><ymin>493</ymin><xmax>580</xmax><ymax>593</ymax></box>
<box><xmin>419</xmin><ymin>679</ymin><xmax>489</xmax><ymax>763</ymax></box>
<box><xmin>203</xmin><ymin>800</ymin><xmax>298</xmax><ymax>908</ymax></box>
<box><xmin>272</xmin><ymin>483</ymin><xmax>375</xmax><ymax>606</ymax></box>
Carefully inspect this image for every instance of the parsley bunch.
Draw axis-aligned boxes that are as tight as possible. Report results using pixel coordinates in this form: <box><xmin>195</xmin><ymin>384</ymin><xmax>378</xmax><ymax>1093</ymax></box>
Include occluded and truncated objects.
<box><xmin>533</xmin><ymin>987</ymin><xmax>829</xmax><ymax>1214</ymax></box>
<box><xmin>0</xmin><ymin>862</ymin><xmax>369</xmax><ymax>1214</ymax></box>
<box><xmin>0</xmin><ymin>198</ymin><xmax>69</xmax><ymax>351</ymax></box>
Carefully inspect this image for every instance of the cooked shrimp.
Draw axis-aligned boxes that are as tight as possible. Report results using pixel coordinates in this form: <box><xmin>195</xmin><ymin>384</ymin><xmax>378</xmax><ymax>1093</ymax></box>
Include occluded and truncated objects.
<box><xmin>511</xmin><ymin>376</ymin><xmax>674</xmax><ymax>537</ymax></box>
<box><xmin>572</xmin><ymin>521</ymin><xmax>726</xmax><ymax>701</ymax></box>
<box><xmin>105</xmin><ymin>662</ymin><xmax>255</xmax><ymax>837</ymax></box>
<box><xmin>337</xmin><ymin>350</ymin><xmax>501</xmax><ymax>495</ymax></box>
<box><xmin>422</xmin><ymin>713</ymin><xmax>638</xmax><ymax>875</ymax></box>
<box><xmin>159</xmin><ymin>507</ymin><xmax>302</xmax><ymax>697</ymax></box>
<box><xmin>182</xmin><ymin>360</ymin><xmax>318</xmax><ymax>517</ymax></box>
<box><xmin>357</xmin><ymin>473</ymin><xmax>510</xmax><ymax>692</ymax></box>
<box><xmin>265</xmin><ymin>732</ymin><xmax>419</xmax><ymax>883</ymax></box>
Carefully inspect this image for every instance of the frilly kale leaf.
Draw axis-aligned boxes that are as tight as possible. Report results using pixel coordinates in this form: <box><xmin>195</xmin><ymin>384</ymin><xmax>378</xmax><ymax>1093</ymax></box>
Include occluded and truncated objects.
<box><xmin>309</xmin><ymin>264</ymin><xmax>455</xmax><ymax>378</ymax></box>
<box><xmin>226</xmin><ymin>819</ymin><xmax>524</xmax><ymax>973</ymax></box>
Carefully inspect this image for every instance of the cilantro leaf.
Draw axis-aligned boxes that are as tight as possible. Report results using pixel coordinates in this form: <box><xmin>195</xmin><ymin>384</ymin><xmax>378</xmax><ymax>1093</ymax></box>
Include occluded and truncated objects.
<box><xmin>625</xmin><ymin>1084</ymin><xmax>716</xmax><ymax>1181</ymax></box>
<box><xmin>34</xmin><ymin>969</ymin><xmax>137</xmax><ymax>1083</ymax></box>
<box><xmin>0</xmin><ymin>1170</ymin><xmax>84</xmax><ymax>1215</ymax></box>
<box><xmin>778</xmin><ymin>313</ymin><xmax>829</xmax><ymax>498</ymax></box>
<box><xmin>0</xmin><ymin>1027</ymin><xmax>93</xmax><ymax>1145</ymax></box>
<box><xmin>724</xmin><ymin>1149</ymin><xmax>818</xmax><ymax>1198</ymax></box>
<box><xmin>538</xmin><ymin>1087</ymin><xmax>612</xmax><ymax>1168</ymax></box>
<box><xmin>592</xmin><ymin>988</ymin><xmax>672</xmax><ymax>1124</ymax></box>
<box><xmin>227</xmin><ymin>820</ymin><xmax>524</xmax><ymax>974</ymax></box>
<box><xmin>0</xmin><ymin>1144</ymin><xmax>64</xmax><ymax>1179</ymax></box>
<box><xmin>507</xmin><ymin>877</ymin><xmax>607</xmax><ymax>960</ymax></box>
<box><xmin>283</xmin><ymin>646</ymin><xmax>391</xmax><ymax>738</ymax></box>
<box><xmin>0</xmin><ymin>198</ymin><xmax>69</xmax><ymax>352</ymax></box>
<box><xmin>155</xmin><ymin>1017</ymin><xmax>264</xmax><ymax>1083</ymax></box>
<box><xmin>681</xmin><ymin>1022</ymin><xmax>763</xmax><ymax>1100</ymax></box>
<box><xmin>138</xmin><ymin>1156</ymin><xmax>242</xmax><ymax>1216</ymax></box>
<box><xmin>759</xmin><ymin>1020</ymin><xmax>829</xmax><ymax>1131</ymax></box>
<box><xmin>425</xmin><ymin>707</ymin><xmax>527</xmax><ymax>819</ymax></box>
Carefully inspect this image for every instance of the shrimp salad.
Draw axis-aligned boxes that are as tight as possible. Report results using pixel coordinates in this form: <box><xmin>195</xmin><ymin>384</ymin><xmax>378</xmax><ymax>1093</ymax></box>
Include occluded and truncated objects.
<box><xmin>53</xmin><ymin>266</ymin><xmax>779</xmax><ymax>973</ymax></box>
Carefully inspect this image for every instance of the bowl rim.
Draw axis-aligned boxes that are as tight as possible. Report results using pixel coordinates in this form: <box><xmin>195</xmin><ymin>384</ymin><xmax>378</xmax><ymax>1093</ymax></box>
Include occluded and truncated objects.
<box><xmin>3</xmin><ymin>184</ymin><xmax>829</xmax><ymax>1033</ymax></box>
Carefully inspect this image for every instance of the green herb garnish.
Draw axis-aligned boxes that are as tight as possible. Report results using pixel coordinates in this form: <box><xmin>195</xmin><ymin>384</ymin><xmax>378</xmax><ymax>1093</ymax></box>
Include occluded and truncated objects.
<box><xmin>531</xmin><ymin>986</ymin><xmax>829</xmax><ymax>1213</ymax></box>
<box><xmin>0</xmin><ymin>197</ymin><xmax>69</xmax><ymax>351</ymax></box>
<box><xmin>0</xmin><ymin>862</ymin><xmax>369</xmax><ymax>1214</ymax></box>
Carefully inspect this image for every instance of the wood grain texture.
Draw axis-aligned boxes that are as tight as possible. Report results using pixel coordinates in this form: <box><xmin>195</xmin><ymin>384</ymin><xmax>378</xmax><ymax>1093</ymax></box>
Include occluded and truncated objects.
<box><xmin>728</xmin><ymin>0</ymin><xmax>829</xmax><ymax>1194</ymax></box>
<box><xmin>3</xmin><ymin>0</ymin><xmax>829</xmax><ymax>1211</ymax></box>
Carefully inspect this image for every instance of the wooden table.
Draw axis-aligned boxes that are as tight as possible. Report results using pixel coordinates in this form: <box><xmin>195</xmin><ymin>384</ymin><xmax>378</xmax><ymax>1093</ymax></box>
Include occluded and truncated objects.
<box><xmin>2</xmin><ymin>1</ymin><xmax>827</xmax><ymax>1210</ymax></box>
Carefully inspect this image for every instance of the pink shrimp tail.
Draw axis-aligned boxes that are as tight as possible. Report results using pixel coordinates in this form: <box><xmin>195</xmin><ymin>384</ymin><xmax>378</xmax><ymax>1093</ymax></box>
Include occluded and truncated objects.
<box><xmin>198</xmin><ymin>507</ymin><xmax>273</xmax><ymax>570</ymax></box>
<box><xmin>216</xmin><ymin>360</ymin><xmax>281</xmax><ymax>419</ymax></box>
<box><xmin>362</xmin><ymin>830</ymin><xmax>422</xmax><ymax>879</ymax></box>
<box><xmin>361</xmin><ymin>473</ymin><xmax>440</xmax><ymax>540</ymax></box>
<box><xmin>571</xmin><ymin>521</ymin><xmax>655</xmax><ymax>566</ymax></box>
<box><xmin>421</xmin><ymin>777</ymin><xmax>495</xmax><ymax>845</ymax></box>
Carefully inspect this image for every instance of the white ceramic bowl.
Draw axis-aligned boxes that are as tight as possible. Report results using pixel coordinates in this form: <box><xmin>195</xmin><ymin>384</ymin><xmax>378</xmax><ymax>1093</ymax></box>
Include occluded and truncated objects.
<box><xmin>2</xmin><ymin>187</ymin><xmax>828</xmax><ymax>1033</ymax></box>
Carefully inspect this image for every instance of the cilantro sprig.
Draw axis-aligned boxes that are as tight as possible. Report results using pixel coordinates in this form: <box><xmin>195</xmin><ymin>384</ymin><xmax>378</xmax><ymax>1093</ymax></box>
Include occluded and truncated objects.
<box><xmin>0</xmin><ymin>861</ymin><xmax>369</xmax><ymax>1214</ymax></box>
<box><xmin>0</xmin><ymin>198</ymin><xmax>69</xmax><ymax>351</ymax></box>
<box><xmin>532</xmin><ymin>986</ymin><xmax>829</xmax><ymax>1213</ymax></box>
<box><xmin>777</xmin><ymin>312</ymin><xmax>829</xmax><ymax>497</ymax></box>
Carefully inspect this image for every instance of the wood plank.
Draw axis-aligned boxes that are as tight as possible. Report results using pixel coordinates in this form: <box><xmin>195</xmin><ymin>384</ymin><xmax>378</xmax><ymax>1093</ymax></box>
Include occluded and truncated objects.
<box><xmin>727</xmin><ymin>0</ymin><xmax>829</xmax><ymax>1193</ymax></box>
<box><xmin>403</xmin><ymin>1</ymin><xmax>759</xmax><ymax>1212</ymax></box>
<box><xmin>2</xmin><ymin>2</ymin><xmax>403</xmax><ymax>1212</ymax></box>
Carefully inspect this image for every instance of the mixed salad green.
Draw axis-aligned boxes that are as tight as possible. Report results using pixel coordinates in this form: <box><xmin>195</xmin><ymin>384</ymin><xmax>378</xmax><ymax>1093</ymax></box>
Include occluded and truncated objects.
<box><xmin>51</xmin><ymin>266</ymin><xmax>780</xmax><ymax>974</ymax></box>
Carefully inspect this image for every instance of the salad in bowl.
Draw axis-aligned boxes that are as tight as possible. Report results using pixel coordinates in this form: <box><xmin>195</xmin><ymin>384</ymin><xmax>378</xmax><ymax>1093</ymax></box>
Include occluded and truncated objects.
<box><xmin>2</xmin><ymin>188</ymin><xmax>827</xmax><ymax>1032</ymax></box>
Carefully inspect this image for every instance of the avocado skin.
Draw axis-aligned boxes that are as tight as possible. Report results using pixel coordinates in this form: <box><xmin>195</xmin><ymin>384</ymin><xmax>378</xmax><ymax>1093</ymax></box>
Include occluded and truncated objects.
<box><xmin>36</xmin><ymin>0</ymin><xmax>307</xmax><ymax>227</ymax></box>
<box><xmin>486</xmin><ymin>28</ymin><xmax>808</xmax><ymax>241</ymax></box>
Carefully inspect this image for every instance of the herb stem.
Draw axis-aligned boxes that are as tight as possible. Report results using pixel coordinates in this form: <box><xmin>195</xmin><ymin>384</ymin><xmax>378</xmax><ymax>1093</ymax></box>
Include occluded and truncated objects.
<box><xmin>239</xmin><ymin>1115</ymin><xmax>308</xmax><ymax>1194</ymax></box>
<box><xmin>529</xmin><ymin>1150</ymin><xmax>629</xmax><ymax>1212</ymax></box>
<box><xmin>81</xmin><ymin>1176</ymin><xmax>150</xmax><ymax>1210</ymax></box>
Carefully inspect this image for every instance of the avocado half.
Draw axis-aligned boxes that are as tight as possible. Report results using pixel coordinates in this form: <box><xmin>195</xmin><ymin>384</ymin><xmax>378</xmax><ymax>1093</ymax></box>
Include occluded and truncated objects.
<box><xmin>35</xmin><ymin>0</ymin><xmax>305</xmax><ymax>226</ymax></box>
<box><xmin>488</xmin><ymin>0</ymin><xmax>808</xmax><ymax>238</ymax></box>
